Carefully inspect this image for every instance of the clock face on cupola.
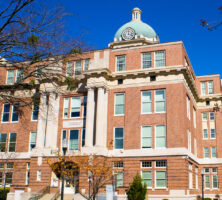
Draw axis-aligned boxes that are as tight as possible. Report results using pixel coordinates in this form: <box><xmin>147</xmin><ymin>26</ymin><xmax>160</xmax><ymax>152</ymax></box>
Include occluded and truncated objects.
<box><xmin>122</xmin><ymin>27</ymin><xmax>136</xmax><ymax>40</ymax></box>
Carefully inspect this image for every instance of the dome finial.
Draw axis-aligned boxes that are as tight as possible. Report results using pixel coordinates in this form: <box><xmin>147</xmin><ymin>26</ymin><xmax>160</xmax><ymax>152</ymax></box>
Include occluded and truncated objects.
<box><xmin>131</xmin><ymin>7</ymin><xmax>142</xmax><ymax>21</ymax></box>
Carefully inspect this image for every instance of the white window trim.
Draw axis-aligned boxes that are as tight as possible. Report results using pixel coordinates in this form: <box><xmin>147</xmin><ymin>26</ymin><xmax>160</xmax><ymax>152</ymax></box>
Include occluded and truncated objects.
<box><xmin>203</xmin><ymin>129</ymin><xmax>208</xmax><ymax>139</ymax></box>
<box><xmin>141</xmin><ymin>161</ymin><xmax>152</xmax><ymax>168</ymax></box>
<box><xmin>155</xmin><ymin>125</ymin><xmax>166</xmax><ymax>149</ymax></box>
<box><xmin>29</xmin><ymin>132</ymin><xmax>37</xmax><ymax>152</ymax></box>
<box><xmin>68</xmin><ymin>129</ymin><xmax>80</xmax><ymax>152</ymax></box>
<box><xmin>63</xmin><ymin>98</ymin><xmax>69</xmax><ymax>119</ymax></box>
<box><xmin>207</xmin><ymin>81</ymin><xmax>214</xmax><ymax>94</ymax></box>
<box><xmin>201</xmin><ymin>82</ymin><xmax>206</xmax><ymax>95</ymax></box>
<box><xmin>204</xmin><ymin>175</ymin><xmax>210</xmax><ymax>189</ymax></box>
<box><xmin>155</xmin><ymin>170</ymin><xmax>167</xmax><ymax>189</ymax></box>
<box><xmin>113</xmin><ymin>127</ymin><xmax>124</xmax><ymax>150</ymax></box>
<box><xmin>70</xmin><ymin>97</ymin><xmax>81</xmax><ymax>119</ymax></box>
<box><xmin>141</xmin><ymin>170</ymin><xmax>152</xmax><ymax>189</ymax></box>
<box><xmin>114</xmin><ymin>93</ymin><xmax>125</xmax><ymax>116</ymax></box>
<box><xmin>212</xmin><ymin>175</ymin><xmax>218</xmax><ymax>189</ymax></box>
<box><xmin>141</xmin><ymin>52</ymin><xmax>152</xmax><ymax>69</ymax></box>
<box><xmin>6</xmin><ymin>70</ymin><xmax>15</xmax><ymax>84</ymax></box>
<box><xmin>10</xmin><ymin>104</ymin><xmax>18</xmax><ymax>123</ymax></box>
<box><xmin>141</xmin><ymin>125</ymin><xmax>152</xmax><ymax>149</ymax></box>
<box><xmin>115</xmin><ymin>55</ymin><xmax>126</xmax><ymax>72</ymax></box>
<box><xmin>31</xmin><ymin>105</ymin><xmax>39</xmax><ymax>121</ymax></box>
<box><xmin>154</xmin><ymin>51</ymin><xmax>165</xmax><ymax>68</ymax></box>
<box><xmin>37</xmin><ymin>170</ymin><xmax>41</xmax><ymax>181</ymax></box>
<box><xmin>141</xmin><ymin>91</ymin><xmax>152</xmax><ymax>114</ymax></box>
<box><xmin>154</xmin><ymin>90</ymin><xmax>166</xmax><ymax>113</ymax></box>
<box><xmin>8</xmin><ymin>132</ymin><xmax>16</xmax><ymax>153</ymax></box>
<box><xmin>1</xmin><ymin>104</ymin><xmax>10</xmax><ymax>123</ymax></box>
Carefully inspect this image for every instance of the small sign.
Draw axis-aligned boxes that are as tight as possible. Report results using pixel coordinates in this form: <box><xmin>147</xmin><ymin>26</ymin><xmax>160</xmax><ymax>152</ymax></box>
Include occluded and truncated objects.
<box><xmin>106</xmin><ymin>185</ymin><xmax>113</xmax><ymax>200</ymax></box>
<box><xmin>63</xmin><ymin>120</ymin><xmax>84</xmax><ymax>128</ymax></box>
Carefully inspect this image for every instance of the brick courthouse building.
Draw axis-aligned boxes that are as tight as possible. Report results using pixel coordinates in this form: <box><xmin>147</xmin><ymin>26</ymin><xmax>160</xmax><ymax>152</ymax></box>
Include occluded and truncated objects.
<box><xmin>1</xmin><ymin>7</ymin><xmax>222</xmax><ymax>200</ymax></box>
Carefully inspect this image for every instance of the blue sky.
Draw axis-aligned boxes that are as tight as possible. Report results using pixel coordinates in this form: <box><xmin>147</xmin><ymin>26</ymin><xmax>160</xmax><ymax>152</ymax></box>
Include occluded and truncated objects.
<box><xmin>59</xmin><ymin>0</ymin><xmax>222</xmax><ymax>77</ymax></box>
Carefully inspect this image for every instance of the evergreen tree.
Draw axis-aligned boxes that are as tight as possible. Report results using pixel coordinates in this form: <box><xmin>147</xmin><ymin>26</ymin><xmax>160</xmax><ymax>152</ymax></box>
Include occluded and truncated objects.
<box><xmin>127</xmin><ymin>173</ymin><xmax>147</xmax><ymax>200</ymax></box>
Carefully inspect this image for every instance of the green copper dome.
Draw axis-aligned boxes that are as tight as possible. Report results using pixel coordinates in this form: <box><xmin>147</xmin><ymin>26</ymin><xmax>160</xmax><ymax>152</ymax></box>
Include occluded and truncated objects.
<box><xmin>113</xmin><ymin>8</ymin><xmax>159</xmax><ymax>43</ymax></box>
<box><xmin>114</xmin><ymin>21</ymin><xmax>157</xmax><ymax>40</ymax></box>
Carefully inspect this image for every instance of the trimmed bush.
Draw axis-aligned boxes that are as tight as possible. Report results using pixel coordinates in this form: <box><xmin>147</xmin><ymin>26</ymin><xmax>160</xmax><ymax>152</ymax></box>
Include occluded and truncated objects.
<box><xmin>127</xmin><ymin>173</ymin><xmax>147</xmax><ymax>200</ymax></box>
<box><xmin>204</xmin><ymin>198</ymin><xmax>212</xmax><ymax>200</ymax></box>
<box><xmin>0</xmin><ymin>188</ymin><xmax>10</xmax><ymax>200</ymax></box>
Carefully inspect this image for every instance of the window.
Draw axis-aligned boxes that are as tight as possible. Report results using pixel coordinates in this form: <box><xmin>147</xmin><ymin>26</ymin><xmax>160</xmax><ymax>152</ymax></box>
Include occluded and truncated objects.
<box><xmin>213</xmin><ymin>175</ymin><xmax>218</xmax><ymax>189</ymax></box>
<box><xmin>203</xmin><ymin>129</ymin><xmax>208</xmax><ymax>139</ymax></box>
<box><xmin>116</xmin><ymin>55</ymin><xmax>125</xmax><ymax>71</ymax></box>
<box><xmin>5</xmin><ymin>172</ymin><xmax>13</xmax><ymax>186</ymax></box>
<box><xmin>32</xmin><ymin>105</ymin><xmax>39</xmax><ymax>121</ymax></box>
<box><xmin>204</xmin><ymin>147</ymin><xmax>209</xmax><ymax>158</ymax></box>
<box><xmin>155</xmin><ymin>125</ymin><xmax>166</xmax><ymax>148</ymax></box>
<box><xmin>0</xmin><ymin>172</ymin><xmax>2</xmax><ymax>186</ymax></box>
<box><xmin>83</xmin><ymin>96</ymin><xmax>87</xmax><ymax>118</ymax></box>
<box><xmin>63</xmin><ymin>98</ymin><xmax>69</xmax><ymax>118</ymax></box>
<box><xmin>195</xmin><ymin>168</ymin><xmax>198</xmax><ymax>189</ymax></box>
<box><xmin>189</xmin><ymin>171</ymin><xmax>193</xmax><ymax>189</ymax></box>
<box><xmin>201</xmin><ymin>82</ymin><xmax>206</xmax><ymax>95</ymax></box>
<box><xmin>208</xmin><ymin>81</ymin><xmax>214</xmax><ymax>94</ymax></box>
<box><xmin>69</xmin><ymin>130</ymin><xmax>79</xmax><ymax>151</ymax></box>
<box><xmin>8</xmin><ymin>133</ymin><xmax>16</xmax><ymax>152</ymax></box>
<box><xmin>26</xmin><ymin>171</ymin><xmax>30</xmax><ymax>185</ymax></box>
<box><xmin>7</xmin><ymin>162</ymin><xmax>14</xmax><ymax>169</ymax></box>
<box><xmin>114</xmin><ymin>93</ymin><xmax>125</xmax><ymax>115</ymax></box>
<box><xmin>115</xmin><ymin>171</ymin><xmax>124</xmax><ymax>187</ymax></box>
<box><xmin>16</xmin><ymin>69</ymin><xmax>23</xmax><ymax>82</ymax></box>
<box><xmin>2</xmin><ymin>104</ymin><xmax>10</xmax><ymax>122</ymax></box>
<box><xmin>155</xmin><ymin>51</ymin><xmax>165</xmax><ymax>67</ymax></box>
<box><xmin>194</xmin><ymin>138</ymin><xmax>197</xmax><ymax>156</ymax></box>
<box><xmin>81</xmin><ymin>129</ymin><xmax>85</xmax><ymax>147</ymax></box>
<box><xmin>193</xmin><ymin>108</ymin><xmax>196</xmax><ymax>128</ymax></box>
<box><xmin>70</xmin><ymin>97</ymin><xmax>81</xmax><ymax>117</ymax></box>
<box><xmin>29</xmin><ymin>132</ymin><xmax>37</xmax><ymax>151</ymax></box>
<box><xmin>142</xmin><ymin>171</ymin><xmax>152</xmax><ymax>187</ymax></box>
<box><xmin>61</xmin><ymin>130</ymin><xmax>66</xmax><ymax>151</ymax></box>
<box><xmin>66</xmin><ymin>62</ymin><xmax>73</xmax><ymax>76</ymax></box>
<box><xmin>6</xmin><ymin>70</ymin><xmax>15</xmax><ymax>84</ymax></box>
<box><xmin>84</xmin><ymin>59</ymin><xmax>90</xmax><ymax>70</ymax></box>
<box><xmin>114</xmin><ymin>128</ymin><xmax>124</xmax><ymax>149</ymax></box>
<box><xmin>142</xmin><ymin>52</ymin><xmax>152</xmax><ymax>69</ymax></box>
<box><xmin>156</xmin><ymin>161</ymin><xmax>166</xmax><ymax>168</ymax></box>
<box><xmin>212</xmin><ymin>168</ymin><xmax>217</xmax><ymax>173</ymax></box>
<box><xmin>205</xmin><ymin>168</ymin><xmax>210</xmax><ymax>173</ymax></box>
<box><xmin>0</xmin><ymin>133</ymin><xmax>7</xmax><ymax>152</ymax></box>
<box><xmin>37</xmin><ymin>170</ymin><xmax>41</xmax><ymax>181</ymax></box>
<box><xmin>11</xmin><ymin>103</ymin><xmax>19</xmax><ymax>122</ymax></box>
<box><xmin>188</xmin><ymin>130</ymin><xmax>191</xmax><ymax>152</ymax></box>
<box><xmin>0</xmin><ymin>163</ymin><xmax>4</xmax><ymax>168</ymax></box>
<box><xmin>113</xmin><ymin>161</ymin><xmax>124</xmax><ymax>168</ymax></box>
<box><xmin>202</xmin><ymin>112</ymin><xmax>207</xmax><ymax>121</ymax></box>
<box><xmin>205</xmin><ymin>175</ymin><xmax>210</xmax><ymax>189</ymax></box>
<box><xmin>74</xmin><ymin>60</ymin><xmax>81</xmax><ymax>75</ymax></box>
<box><xmin>211</xmin><ymin>147</ymin><xmax>216</xmax><ymax>158</ymax></box>
<box><xmin>155</xmin><ymin>171</ymin><xmax>166</xmax><ymax>188</ymax></box>
<box><xmin>210</xmin><ymin>129</ymin><xmax>215</xmax><ymax>139</ymax></box>
<box><xmin>155</xmin><ymin>90</ymin><xmax>165</xmax><ymax>113</ymax></box>
<box><xmin>141</xmin><ymin>91</ymin><xmax>152</xmax><ymax>114</ymax></box>
<box><xmin>141</xmin><ymin>161</ymin><xmax>152</xmax><ymax>168</ymax></box>
<box><xmin>186</xmin><ymin>96</ymin><xmax>190</xmax><ymax>119</ymax></box>
<box><xmin>210</xmin><ymin>112</ymin><xmax>215</xmax><ymax>120</ymax></box>
<box><xmin>141</xmin><ymin>126</ymin><xmax>152</xmax><ymax>148</ymax></box>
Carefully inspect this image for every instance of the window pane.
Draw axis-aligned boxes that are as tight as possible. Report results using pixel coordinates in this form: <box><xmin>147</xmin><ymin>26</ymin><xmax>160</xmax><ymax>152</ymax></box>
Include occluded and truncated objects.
<box><xmin>201</xmin><ymin>82</ymin><xmax>206</xmax><ymax>95</ymax></box>
<box><xmin>116</xmin><ymin>56</ymin><xmax>125</xmax><ymax>71</ymax></box>
<box><xmin>208</xmin><ymin>81</ymin><xmax>214</xmax><ymax>94</ymax></box>
<box><xmin>7</xmin><ymin>70</ymin><xmax>14</xmax><ymax>84</ymax></box>
<box><xmin>210</xmin><ymin>112</ymin><xmax>214</xmax><ymax>120</ymax></box>
<box><xmin>142</xmin><ymin>52</ymin><xmax>152</xmax><ymax>69</ymax></box>
<box><xmin>84</xmin><ymin>59</ymin><xmax>90</xmax><ymax>70</ymax></box>
<box><xmin>155</xmin><ymin>90</ymin><xmax>165</xmax><ymax>112</ymax></box>
<box><xmin>30</xmin><ymin>132</ymin><xmax>37</xmax><ymax>151</ymax></box>
<box><xmin>9</xmin><ymin>133</ymin><xmax>16</xmax><ymax>152</ymax></box>
<box><xmin>12</xmin><ymin>103</ymin><xmax>19</xmax><ymax>122</ymax></box>
<box><xmin>156</xmin><ymin>126</ymin><xmax>165</xmax><ymax>137</ymax></box>
<box><xmin>203</xmin><ymin>129</ymin><xmax>208</xmax><ymax>139</ymax></box>
<box><xmin>71</xmin><ymin>97</ymin><xmax>81</xmax><ymax>117</ymax></box>
<box><xmin>74</xmin><ymin>60</ymin><xmax>81</xmax><ymax>75</ymax></box>
<box><xmin>69</xmin><ymin>130</ymin><xmax>79</xmax><ymax>150</ymax></box>
<box><xmin>82</xmin><ymin>129</ymin><xmax>85</xmax><ymax>147</ymax></box>
<box><xmin>202</xmin><ymin>113</ymin><xmax>207</xmax><ymax>121</ymax></box>
<box><xmin>16</xmin><ymin>69</ymin><xmax>23</xmax><ymax>82</ymax></box>
<box><xmin>142</xmin><ymin>91</ymin><xmax>152</xmax><ymax>113</ymax></box>
<box><xmin>0</xmin><ymin>133</ymin><xmax>7</xmax><ymax>152</ymax></box>
<box><xmin>83</xmin><ymin>96</ymin><xmax>87</xmax><ymax>117</ymax></box>
<box><xmin>115</xmin><ymin>94</ymin><xmax>124</xmax><ymax>115</ymax></box>
<box><xmin>204</xmin><ymin>147</ymin><xmax>209</xmax><ymax>158</ymax></box>
<box><xmin>210</xmin><ymin>129</ymin><xmax>215</xmax><ymax>139</ymax></box>
<box><xmin>156</xmin><ymin>171</ymin><xmax>166</xmax><ymax>187</ymax></box>
<box><xmin>63</xmin><ymin>98</ymin><xmax>69</xmax><ymax>118</ymax></box>
<box><xmin>115</xmin><ymin>128</ymin><xmax>123</xmax><ymax>138</ymax></box>
<box><xmin>66</xmin><ymin>62</ymin><xmax>73</xmax><ymax>76</ymax></box>
<box><xmin>213</xmin><ymin>175</ymin><xmax>218</xmax><ymax>188</ymax></box>
<box><xmin>32</xmin><ymin>105</ymin><xmax>39</xmax><ymax>120</ymax></box>
<box><xmin>155</xmin><ymin>51</ymin><xmax>165</xmax><ymax>67</ymax></box>
<box><xmin>2</xmin><ymin>104</ymin><xmax>10</xmax><ymax>122</ymax></box>
<box><xmin>142</xmin><ymin>171</ymin><xmax>152</xmax><ymax>187</ymax></box>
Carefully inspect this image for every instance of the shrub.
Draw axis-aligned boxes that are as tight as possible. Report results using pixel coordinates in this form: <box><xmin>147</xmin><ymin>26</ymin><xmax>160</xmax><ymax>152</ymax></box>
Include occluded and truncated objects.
<box><xmin>0</xmin><ymin>188</ymin><xmax>10</xmax><ymax>200</ymax></box>
<box><xmin>204</xmin><ymin>198</ymin><xmax>212</xmax><ymax>200</ymax></box>
<box><xmin>127</xmin><ymin>173</ymin><xmax>147</xmax><ymax>200</ymax></box>
<box><xmin>162</xmin><ymin>199</ymin><xmax>169</xmax><ymax>200</ymax></box>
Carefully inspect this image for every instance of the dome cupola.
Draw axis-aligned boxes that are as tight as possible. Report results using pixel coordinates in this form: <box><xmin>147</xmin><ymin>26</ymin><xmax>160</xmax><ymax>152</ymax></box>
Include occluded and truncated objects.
<box><xmin>109</xmin><ymin>8</ymin><xmax>159</xmax><ymax>48</ymax></box>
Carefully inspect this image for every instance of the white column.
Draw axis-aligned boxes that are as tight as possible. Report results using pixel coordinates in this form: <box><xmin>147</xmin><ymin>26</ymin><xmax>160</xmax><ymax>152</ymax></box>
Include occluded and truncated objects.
<box><xmin>95</xmin><ymin>87</ymin><xmax>105</xmax><ymax>147</ymax></box>
<box><xmin>85</xmin><ymin>88</ymin><xmax>95</xmax><ymax>147</ymax></box>
<box><xmin>45</xmin><ymin>93</ymin><xmax>60</xmax><ymax>149</ymax></box>
<box><xmin>36</xmin><ymin>95</ymin><xmax>47</xmax><ymax>148</ymax></box>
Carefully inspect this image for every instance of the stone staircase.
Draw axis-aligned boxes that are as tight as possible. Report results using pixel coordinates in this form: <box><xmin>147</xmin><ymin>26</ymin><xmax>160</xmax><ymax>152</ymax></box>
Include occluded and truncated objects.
<box><xmin>38</xmin><ymin>193</ymin><xmax>87</xmax><ymax>200</ymax></box>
